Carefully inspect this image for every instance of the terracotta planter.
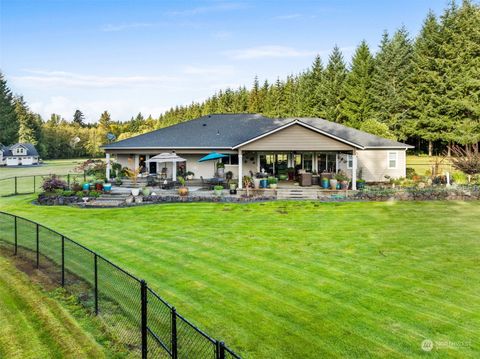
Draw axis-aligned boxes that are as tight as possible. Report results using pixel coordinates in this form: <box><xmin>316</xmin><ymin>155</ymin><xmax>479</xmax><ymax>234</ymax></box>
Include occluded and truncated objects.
<box><xmin>340</xmin><ymin>180</ymin><xmax>349</xmax><ymax>190</ymax></box>
<box><xmin>178</xmin><ymin>186</ymin><xmax>189</xmax><ymax>196</ymax></box>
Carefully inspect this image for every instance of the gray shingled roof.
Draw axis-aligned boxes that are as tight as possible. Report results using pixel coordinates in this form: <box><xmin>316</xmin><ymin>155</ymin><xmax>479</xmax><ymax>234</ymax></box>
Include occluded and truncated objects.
<box><xmin>103</xmin><ymin>114</ymin><xmax>413</xmax><ymax>150</ymax></box>
<box><xmin>2</xmin><ymin>143</ymin><xmax>39</xmax><ymax>156</ymax></box>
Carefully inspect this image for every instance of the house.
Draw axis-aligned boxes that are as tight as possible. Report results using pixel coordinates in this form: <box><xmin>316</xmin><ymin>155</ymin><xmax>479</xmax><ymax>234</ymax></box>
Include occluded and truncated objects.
<box><xmin>102</xmin><ymin>114</ymin><xmax>413</xmax><ymax>189</ymax></box>
<box><xmin>0</xmin><ymin>143</ymin><xmax>40</xmax><ymax>166</ymax></box>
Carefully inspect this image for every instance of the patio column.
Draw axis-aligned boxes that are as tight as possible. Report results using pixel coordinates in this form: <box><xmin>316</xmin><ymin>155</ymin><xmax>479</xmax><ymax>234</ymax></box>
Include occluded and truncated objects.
<box><xmin>105</xmin><ymin>152</ymin><xmax>111</xmax><ymax>180</ymax></box>
<box><xmin>238</xmin><ymin>150</ymin><xmax>243</xmax><ymax>189</ymax></box>
<box><xmin>134</xmin><ymin>154</ymin><xmax>139</xmax><ymax>170</ymax></box>
<box><xmin>172</xmin><ymin>161</ymin><xmax>177</xmax><ymax>181</ymax></box>
<box><xmin>352</xmin><ymin>152</ymin><xmax>357</xmax><ymax>190</ymax></box>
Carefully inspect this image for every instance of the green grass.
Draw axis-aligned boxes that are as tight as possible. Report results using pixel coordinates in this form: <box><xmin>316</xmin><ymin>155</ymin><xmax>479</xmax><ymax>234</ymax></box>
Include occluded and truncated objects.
<box><xmin>406</xmin><ymin>155</ymin><xmax>453</xmax><ymax>175</ymax></box>
<box><xmin>0</xmin><ymin>195</ymin><xmax>479</xmax><ymax>358</ymax></box>
<box><xmin>0</xmin><ymin>158</ymin><xmax>88</xmax><ymax>180</ymax></box>
<box><xmin>0</xmin><ymin>253</ymin><xmax>117</xmax><ymax>358</ymax></box>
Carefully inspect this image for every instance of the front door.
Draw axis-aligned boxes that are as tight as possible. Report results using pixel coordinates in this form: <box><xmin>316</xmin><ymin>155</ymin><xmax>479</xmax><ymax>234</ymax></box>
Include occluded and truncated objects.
<box><xmin>149</xmin><ymin>161</ymin><xmax>157</xmax><ymax>174</ymax></box>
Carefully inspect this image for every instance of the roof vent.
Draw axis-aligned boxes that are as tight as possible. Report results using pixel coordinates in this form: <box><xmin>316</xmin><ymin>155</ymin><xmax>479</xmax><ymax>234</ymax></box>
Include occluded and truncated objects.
<box><xmin>208</xmin><ymin>115</ymin><xmax>211</xmax><ymax>118</ymax></box>
<box><xmin>216</xmin><ymin>130</ymin><xmax>220</xmax><ymax>136</ymax></box>
<box><xmin>202</xmin><ymin>123</ymin><xmax>207</xmax><ymax>126</ymax></box>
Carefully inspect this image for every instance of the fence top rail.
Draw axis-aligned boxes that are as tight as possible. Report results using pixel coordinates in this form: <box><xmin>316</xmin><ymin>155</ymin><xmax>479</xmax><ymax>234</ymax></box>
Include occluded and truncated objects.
<box><xmin>147</xmin><ymin>286</ymin><xmax>173</xmax><ymax>308</ymax></box>
<box><xmin>176</xmin><ymin>311</ymin><xmax>217</xmax><ymax>344</ymax></box>
<box><xmin>0</xmin><ymin>173</ymin><xmax>82</xmax><ymax>181</ymax></box>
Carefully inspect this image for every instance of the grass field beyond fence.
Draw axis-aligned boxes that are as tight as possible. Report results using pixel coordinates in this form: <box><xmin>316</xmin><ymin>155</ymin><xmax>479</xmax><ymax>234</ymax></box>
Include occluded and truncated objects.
<box><xmin>0</xmin><ymin>195</ymin><xmax>479</xmax><ymax>358</ymax></box>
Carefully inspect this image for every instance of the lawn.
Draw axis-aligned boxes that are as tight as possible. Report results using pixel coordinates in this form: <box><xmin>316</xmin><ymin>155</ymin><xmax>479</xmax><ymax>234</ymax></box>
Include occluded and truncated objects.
<box><xmin>406</xmin><ymin>155</ymin><xmax>453</xmax><ymax>175</ymax></box>
<box><xmin>0</xmin><ymin>196</ymin><xmax>479</xmax><ymax>358</ymax></box>
<box><xmin>0</xmin><ymin>252</ymin><xmax>117</xmax><ymax>358</ymax></box>
<box><xmin>0</xmin><ymin>158</ymin><xmax>88</xmax><ymax>180</ymax></box>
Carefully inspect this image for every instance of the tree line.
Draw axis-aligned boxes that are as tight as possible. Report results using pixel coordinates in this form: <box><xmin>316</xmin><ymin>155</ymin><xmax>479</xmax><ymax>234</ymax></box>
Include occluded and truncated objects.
<box><xmin>0</xmin><ymin>0</ymin><xmax>478</xmax><ymax>159</ymax></box>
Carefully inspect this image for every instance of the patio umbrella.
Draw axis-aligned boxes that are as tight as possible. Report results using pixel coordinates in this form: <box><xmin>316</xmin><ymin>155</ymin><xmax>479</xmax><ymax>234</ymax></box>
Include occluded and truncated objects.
<box><xmin>198</xmin><ymin>152</ymin><xmax>228</xmax><ymax>177</ymax></box>
<box><xmin>146</xmin><ymin>153</ymin><xmax>186</xmax><ymax>181</ymax></box>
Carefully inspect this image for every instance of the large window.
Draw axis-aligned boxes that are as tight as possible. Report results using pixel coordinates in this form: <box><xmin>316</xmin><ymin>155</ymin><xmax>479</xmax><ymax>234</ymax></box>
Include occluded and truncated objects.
<box><xmin>221</xmin><ymin>154</ymin><xmax>239</xmax><ymax>165</ymax></box>
<box><xmin>303</xmin><ymin>153</ymin><xmax>313</xmax><ymax>172</ymax></box>
<box><xmin>388</xmin><ymin>152</ymin><xmax>398</xmax><ymax>169</ymax></box>
<box><xmin>347</xmin><ymin>154</ymin><xmax>353</xmax><ymax>169</ymax></box>
<box><xmin>317</xmin><ymin>153</ymin><xmax>337</xmax><ymax>173</ymax></box>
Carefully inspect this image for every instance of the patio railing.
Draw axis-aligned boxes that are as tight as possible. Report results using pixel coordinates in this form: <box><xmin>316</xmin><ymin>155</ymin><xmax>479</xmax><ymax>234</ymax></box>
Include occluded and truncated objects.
<box><xmin>0</xmin><ymin>211</ymin><xmax>241</xmax><ymax>359</ymax></box>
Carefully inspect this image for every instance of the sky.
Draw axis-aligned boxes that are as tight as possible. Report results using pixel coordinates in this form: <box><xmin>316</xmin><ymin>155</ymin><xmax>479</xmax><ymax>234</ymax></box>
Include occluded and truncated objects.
<box><xmin>0</xmin><ymin>0</ymin><xmax>448</xmax><ymax>123</ymax></box>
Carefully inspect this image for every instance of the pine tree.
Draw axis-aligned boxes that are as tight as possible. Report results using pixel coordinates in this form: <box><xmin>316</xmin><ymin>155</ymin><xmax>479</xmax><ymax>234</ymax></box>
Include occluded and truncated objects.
<box><xmin>14</xmin><ymin>96</ymin><xmax>41</xmax><ymax>145</ymax></box>
<box><xmin>73</xmin><ymin>109</ymin><xmax>86</xmax><ymax>127</ymax></box>
<box><xmin>371</xmin><ymin>28</ymin><xmax>413</xmax><ymax>139</ymax></box>
<box><xmin>340</xmin><ymin>40</ymin><xmax>375</xmax><ymax>128</ymax></box>
<box><xmin>0</xmin><ymin>72</ymin><xmax>19</xmax><ymax>145</ymax></box>
<box><xmin>297</xmin><ymin>55</ymin><xmax>325</xmax><ymax>117</ymax></box>
<box><xmin>406</xmin><ymin>11</ymin><xmax>445</xmax><ymax>155</ymax></box>
<box><xmin>440</xmin><ymin>0</ymin><xmax>480</xmax><ymax>150</ymax></box>
<box><xmin>322</xmin><ymin>46</ymin><xmax>347</xmax><ymax>122</ymax></box>
<box><xmin>248</xmin><ymin>76</ymin><xmax>261</xmax><ymax>113</ymax></box>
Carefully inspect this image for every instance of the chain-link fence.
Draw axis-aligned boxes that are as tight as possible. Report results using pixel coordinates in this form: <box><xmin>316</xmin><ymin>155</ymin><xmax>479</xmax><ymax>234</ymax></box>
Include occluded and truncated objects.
<box><xmin>0</xmin><ymin>173</ymin><xmax>93</xmax><ymax>197</ymax></box>
<box><xmin>0</xmin><ymin>211</ymin><xmax>241</xmax><ymax>359</ymax></box>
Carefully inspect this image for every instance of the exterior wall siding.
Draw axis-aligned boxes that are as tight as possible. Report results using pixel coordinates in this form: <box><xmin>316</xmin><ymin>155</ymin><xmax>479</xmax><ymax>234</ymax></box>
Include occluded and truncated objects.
<box><xmin>239</xmin><ymin>124</ymin><xmax>354</xmax><ymax>151</ymax></box>
<box><xmin>357</xmin><ymin>149</ymin><xmax>406</xmax><ymax>182</ymax></box>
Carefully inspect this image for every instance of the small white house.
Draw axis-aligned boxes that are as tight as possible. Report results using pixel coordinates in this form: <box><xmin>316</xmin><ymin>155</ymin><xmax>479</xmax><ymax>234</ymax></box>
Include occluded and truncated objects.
<box><xmin>0</xmin><ymin>143</ymin><xmax>40</xmax><ymax>166</ymax></box>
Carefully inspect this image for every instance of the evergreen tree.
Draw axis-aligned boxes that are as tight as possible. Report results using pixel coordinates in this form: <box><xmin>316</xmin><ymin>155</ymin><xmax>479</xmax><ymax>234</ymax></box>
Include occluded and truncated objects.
<box><xmin>248</xmin><ymin>76</ymin><xmax>261</xmax><ymax>113</ymax></box>
<box><xmin>14</xmin><ymin>96</ymin><xmax>41</xmax><ymax>145</ymax></box>
<box><xmin>340</xmin><ymin>40</ymin><xmax>375</xmax><ymax>128</ymax></box>
<box><xmin>73</xmin><ymin>109</ymin><xmax>86</xmax><ymax>127</ymax></box>
<box><xmin>0</xmin><ymin>72</ymin><xmax>19</xmax><ymax>145</ymax></box>
<box><xmin>297</xmin><ymin>55</ymin><xmax>325</xmax><ymax>117</ymax></box>
<box><xmin>371</xmin><ymin>28</ymin><xmax>413</xmax><ymax>139</ymax></box>
<box><xmin>406</xmin><ymin>11</ymin><xmax>445</xmax><ymax>155</ymax></box>
<box><xmin>322</xmin><ymin>46</ymin><xmax>347</xmax><ymax>122</ymax></box>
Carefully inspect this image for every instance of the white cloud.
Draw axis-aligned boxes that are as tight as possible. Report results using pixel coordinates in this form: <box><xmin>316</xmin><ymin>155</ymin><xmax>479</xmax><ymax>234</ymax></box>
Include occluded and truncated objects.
<box><xmin>12</xmin><ymin>70</ymin><xmax>179</xmax><ymax>88</ymax></box>
<box><xmin>226</xmin><ymin>45</ymin><xmax>316</xmax><ymax>60</ymax></box>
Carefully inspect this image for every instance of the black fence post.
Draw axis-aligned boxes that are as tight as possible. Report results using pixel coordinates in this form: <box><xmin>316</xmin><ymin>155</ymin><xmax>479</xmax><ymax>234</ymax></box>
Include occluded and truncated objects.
<box><xmin>36</xmin><ymin>223</ymin><xmax>39</xmax><ymax>268</ymax></box>
<box><xmin>141</xmin><ymin>280</ymin><xmax>148</xmax><ymax>359</ymax></box>
<box><xmin>216</xmin><ymin>341</ymin><xmax>226</xmax><ymax>359</ymax></box>
<box><xmin>94</xmin><ymin>254</ymin><xmax>99</xmax><ymax>315</ymax></box>
<box><xmin>14</xmin><ymin>176</ymin><xmax>17</xmax><ymax>195</ymax></box>
<box><xmin>61</xmin><ymin>236</ymin><xmax>65</xmax><ymax>287</ymax></box>
<box><xmin>14</xmin><ymin>216</ymin><xmax>17</xmax><ymax>255</ymax></box>
<box><xmin>171</xmin><ymin>307</ymin><xmax>178</xmax><ymax>359</ymax></box>
<box><xmin>84</xmin><ymin>171</ymin><xmax>86</xmax><ymax>182</ymax></box>
<box><xmin>67</xmin><ymin>174</ymin><xmax>71</xmax><ymax>188</ymax></box>
<box><xmin>33</xmin><ymin>175</ymin><xmax>36</xmax><ymax>193</ymax></box>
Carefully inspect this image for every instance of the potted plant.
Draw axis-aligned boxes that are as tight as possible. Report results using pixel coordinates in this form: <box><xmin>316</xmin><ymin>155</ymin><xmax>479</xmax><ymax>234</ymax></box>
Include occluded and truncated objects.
<box><xmin>242</xmin><ymin>176</ymin><xmax>253</xmax><ymax>197</ymax></box>
<box><xmin>356</xmin><ymin>178</ymin><xmax>366</xmax><ymax>189</ymax></box>
<box><xmin>82</xmin><ymin>182</ymin><xmax>91</xmax><ymax>191</ymax></box>
<box><xmin>329</xmin><ymin>177</ymin><xmax>338</xmax><ymax>190</ymax></box>
<box><xmin>125</xmin><ymin>166</ymin><xmax>141</xmax><ymax>196</ymax></box>
<box><xmin>213</xmin><ymin>185</ymin><xmax>224</xmax><ymax>196</ymax></box>
<box><xmin>177</xmin><ymin>176</ymin><xmax>189</xmax><ymax>196</ymax></box>
<box><xmin>253</xmin><ymin>177</ymin><xmax>262</xmax><ymax>189</ymax></box>
<box><xmin>142</xmin><ymin>187</ymin><xmax>151</xmax><ymax>196</ymax></box>
<box><xmin>321</xmin><ymin>177</ymin><xmax>329</xmax><ymax>189</ymax></box>
<box><xmin>335</xmin><ymin>171</ymin><xmax>350</xmax><ymax>190</ymax></box>
<box><xmin>216</xmin><ymin>162</ymin><xmax>225</xmax><ymax>177</ymax></box>
<box><xmin>268</xmin><ymin>176</ymin><xmax>278</xmax><ymax>189</ymax></box>
<box><xmin>103</xmin><ymin>182</ymin><xmax>112</xmax><ymax>192</ymax></box>
<box><xmin>287</xmin><ymin>167</ymin><xmax>295</xmax><ymax>181</ymax></box>
<box><xmin>186</xmin><ymin>171</ymin><xmax>195</xmax><ymax>180</ymax></box>
<box><xmin>229</xmin><ymin>182</ymin><xmax>237</xmax><ymax>195</ymax></box>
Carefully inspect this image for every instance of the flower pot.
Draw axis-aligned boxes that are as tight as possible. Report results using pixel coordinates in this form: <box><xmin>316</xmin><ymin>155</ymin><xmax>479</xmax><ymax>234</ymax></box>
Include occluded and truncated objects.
<box><xmin>82</xmin><ymin>183</ymin><xmax>90</xmax><ymax>191</ymax></box>
<box><xmin>321</xmin><ymin>178</ymin><xmax>329</xmax><ymax>189</ymax></box>
<box><xmin>340</xmin><ymin>180</ymin><xmax>349</xmax><ymax>190</ymax></box>
<box><xmin>103</xmin><ymin>183</ymin><xmax>112</xmax><ymax>192</ymax></box>
<box><xmin>287</xmin><ymin>172</ymin><xmax>295</xmax><ymax>181</ymax></box>
<box><xmin>178</xmin><ymin>187</ymin><xmax>189</xmax><ymax>196</ymax></box>
<box><xmin>214</xmin><ymin>189</ymin><xmax>223</xmax><ymax>196</ymax></box>
<box><xmin>260</xmin><ymin>179</ymin><xmax>268</xmax><ymax>188</ymax></box>
<box><xmin>269</xmin><ymin>183</ymin><xmax>278</xmax><ymax>189</ymax></box>
<box><xmin>142</xmin><ymin>187</ymin><xmax>151</xmax><ymax>196</ymax></box>
<box><xmin>95</xmin><ymin>183</ymin><xmax>104</xmax><ymax>191</ymax></box>
<box><xmin>217</xmin><ymin>167</ymin><xmax>224</xmax><ymax>177</ymax></box>
<box><xmin>356</xmin><ymin>181</ymin><xmax>365</xmax><ymax>189</ymax></box>
<box><xmin>329</xmin><ymin>179</ymin><xmax>338</xmax><ymax>190</ymax></box>
<box><xmin>131</xmin><ymin>188</ymin><xmax>140</xmax><ymax>196</ymax></box>
<box><xmin>253</xmin><ymin>178</ymin><xmax>261</xmax><ymax>189</ymax></box>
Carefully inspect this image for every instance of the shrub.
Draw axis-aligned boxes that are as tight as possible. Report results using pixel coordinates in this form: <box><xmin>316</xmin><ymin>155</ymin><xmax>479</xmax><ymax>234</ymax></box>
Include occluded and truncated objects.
<box><xmin>214</xmin><ymin>185</ymin><xmax>224</xmax><ymax>191</ymax></box>
<box><xmin>88</xmin><ymin>190</ymin><xmax>101</xmax><ymax>198</ymax></box>
<box><xmin>62</xmin><ymin>190</ymin><xmax>75</xmax><ymax>197</ymax></box>
<box><xmin>268</xmin><ymin>177</ymin><xmax>278</xmax><ymax>185</ymax></box>
<box><xmin>452</xmin><ymin>172</ymin><xmax>468</xmax><ymax>184</ymax></box>
<box><xmin>406</xmin><ymin>167</ymin><xmax>416</xmax><ymax>179</ymax></box>
<box><xmin>42</xmin><ymin>175</ymin><xmax>67</xmax><ymax>192</ymax></box>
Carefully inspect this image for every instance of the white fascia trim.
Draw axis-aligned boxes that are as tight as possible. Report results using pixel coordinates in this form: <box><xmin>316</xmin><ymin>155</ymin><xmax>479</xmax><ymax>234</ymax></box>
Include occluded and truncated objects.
<box><xmin>233</xmin><ymin>120</ymin><xmax>364</xmax><ymax>149</ymax></box>
<box><xmin>363</xmin><ymin>145</ymin><xmax>414</xmax><ymax>150</ymax></box>
<box><xmin>103</xmin><ymin>146</ymin><xmax>233</xmax><ymax>150</ymax></box>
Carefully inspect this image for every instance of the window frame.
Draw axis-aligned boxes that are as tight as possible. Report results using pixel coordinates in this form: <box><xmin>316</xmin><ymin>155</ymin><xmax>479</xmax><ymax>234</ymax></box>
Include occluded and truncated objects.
<box><xmin>387</xmin><ymin>151</ymin><xmax>398</xmax><ymax>169</ymax></box>
<box><xmin>347</xmin><ymin>154</ymin><xmax>353</xmax><ymax>169</ymax></box>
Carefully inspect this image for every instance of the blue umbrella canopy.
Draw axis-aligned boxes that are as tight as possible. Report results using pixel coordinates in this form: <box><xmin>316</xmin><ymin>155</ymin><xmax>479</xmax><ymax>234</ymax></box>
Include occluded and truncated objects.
<box><xmin>198</xmin><ymin>152</ymin><xmax>228</xmax><ymax>162</ymax></box>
